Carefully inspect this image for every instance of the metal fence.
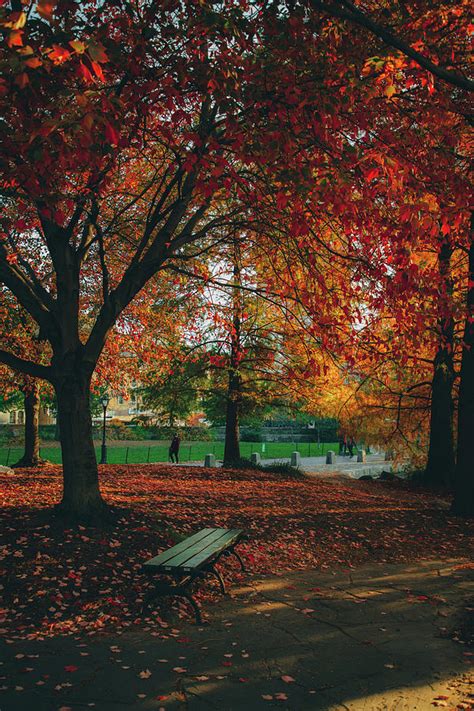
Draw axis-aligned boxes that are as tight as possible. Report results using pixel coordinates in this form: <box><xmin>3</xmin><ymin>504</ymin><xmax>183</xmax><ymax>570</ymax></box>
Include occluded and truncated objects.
<box><xmin>0</xmin><ymin>441</ymin><xmax>337</xmax><ymax>466</ymax></box>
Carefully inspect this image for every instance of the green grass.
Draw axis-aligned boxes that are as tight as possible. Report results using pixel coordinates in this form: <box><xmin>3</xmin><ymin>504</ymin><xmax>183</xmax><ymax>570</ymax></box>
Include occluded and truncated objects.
<box><xmin>0</xmin><ymin>441</ymin><xmax>338</xmax><ymax>467</ymax></box>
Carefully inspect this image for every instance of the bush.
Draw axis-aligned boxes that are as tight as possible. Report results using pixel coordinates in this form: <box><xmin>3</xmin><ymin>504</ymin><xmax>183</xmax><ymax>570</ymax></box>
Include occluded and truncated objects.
<box><xmin>0</xmin><ymin>427</ymin><xmax>17</xmax><ymax>445</ymax></box>
<box><xmin>260</xmin><ymin>462</ymin><xmax>304</xmax><ymax>478</ymax></box>
<box><xmin>225</xmin><ymin>457</ymin><xmax>260</xmax><ymax>470</ymax></box>
<box><xmin>124</xmin><ymin>425</ymin><xmax>148</xmax><ymax>440</ymax></box>
<box><xmin>107</xmin><ymin>420</ymin><xmax>142</xmax><ymax>440</ymax></box>
<box><xmin>142</xmin><ymin>425</ymin><xmax>212</xmax><ymax>441</ymax></box>
<box><xmin>39</xmin><ymin>425</ymin><xmax>58</xmax><ymax>441</ymax></box>
<box><xmin>225</xmin><ymin>457</ymin><xmax>303</xmax><ymax>478</ymax></box>
<box><xmin>241</xmin><ymin>429</ymin><xmax>262</xmax><ymax>442</ymax></box>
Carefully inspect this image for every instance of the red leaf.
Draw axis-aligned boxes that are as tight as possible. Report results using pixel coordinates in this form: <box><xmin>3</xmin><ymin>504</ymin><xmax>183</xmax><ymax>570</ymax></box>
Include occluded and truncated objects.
<box><xmin>77</xmin><ymin>62</ymin><xmax>94</xmax><ymax>83</ymax></box>
<box><xmin>104</xmin><ymin>122</ymin><xmax>120</xmax><ymax>146</ymax></box>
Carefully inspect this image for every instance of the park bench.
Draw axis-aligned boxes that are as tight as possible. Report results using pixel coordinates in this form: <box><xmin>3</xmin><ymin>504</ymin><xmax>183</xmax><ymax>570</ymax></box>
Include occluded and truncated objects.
<box><xmin>142</xmin><ymin>527</ymin><xmax>246</xmax><ymax>623</ymax></box>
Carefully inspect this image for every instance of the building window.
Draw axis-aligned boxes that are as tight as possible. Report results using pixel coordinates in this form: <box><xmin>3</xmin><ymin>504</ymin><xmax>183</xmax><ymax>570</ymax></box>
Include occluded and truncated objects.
<box><xmin>17</xmin><ymin>411</ymin><xmax>25</xmax><ymax>425</ymax></box>
<box><xmin>9</xmin><ymin>411</ymin><xmax>16</xmax><ymax>424</ymax></box>
<box><xmin>118</xmin><ymin>395</ymin><xmax>124</xmax><ymax>404</ymax></box>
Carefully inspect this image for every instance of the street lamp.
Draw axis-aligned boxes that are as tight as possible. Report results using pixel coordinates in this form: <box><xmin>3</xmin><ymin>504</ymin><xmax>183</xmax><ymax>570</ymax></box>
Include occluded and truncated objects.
<box><xmin>100</xmin><ymin>394</ymin><xmax>110</xmax><ymax>464</ymax></box>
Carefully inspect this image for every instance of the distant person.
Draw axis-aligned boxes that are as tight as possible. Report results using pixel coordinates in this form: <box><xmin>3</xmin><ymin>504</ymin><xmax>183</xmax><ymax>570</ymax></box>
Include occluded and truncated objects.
<box><xmin>338</xmin><ymin>432</ymin><xmax>345</xmax><ymax>455</ymax></box>
<box><xmin>348</xmin><ymin>436</ymin><xmax>356</xmax><ymax>458</ymax></box>
<box><xmin>169</xmin><ymin>433</ymin><xmax>180</xmax><ymax>463</ymax></box>
<box><xmin>343</xmin><ymin>433</ymin><xmax>348</xmax><ymax>456</ymax></box>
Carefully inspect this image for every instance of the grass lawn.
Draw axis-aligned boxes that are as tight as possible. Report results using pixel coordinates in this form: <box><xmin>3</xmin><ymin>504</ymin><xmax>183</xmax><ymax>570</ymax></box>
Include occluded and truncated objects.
<box><xmin>0</xmin><ymin>440</ymin><xmax>339</xmax><ymax>466</ymax></box>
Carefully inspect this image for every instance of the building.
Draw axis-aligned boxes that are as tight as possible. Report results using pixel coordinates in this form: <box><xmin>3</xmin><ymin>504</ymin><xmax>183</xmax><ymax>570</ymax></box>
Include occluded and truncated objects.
<box><xmin>0</xmin><ymin>404</ymin><xmax>54</xmax><ymax>426</ymax></box>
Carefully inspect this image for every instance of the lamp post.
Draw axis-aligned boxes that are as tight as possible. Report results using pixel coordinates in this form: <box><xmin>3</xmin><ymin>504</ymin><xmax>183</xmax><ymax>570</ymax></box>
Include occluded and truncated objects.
<box><xmin>100</xmin><ymin>394</ymin><xmax>110</xmax><ymax>464</ymax></box>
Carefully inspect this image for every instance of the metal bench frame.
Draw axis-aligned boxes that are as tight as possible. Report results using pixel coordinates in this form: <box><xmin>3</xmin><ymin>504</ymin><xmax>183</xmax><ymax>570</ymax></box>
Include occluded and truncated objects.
<box><xmin>142</xmin><ymin>530</ymin><xmax>245</xmax><ymax>624</ymax></box>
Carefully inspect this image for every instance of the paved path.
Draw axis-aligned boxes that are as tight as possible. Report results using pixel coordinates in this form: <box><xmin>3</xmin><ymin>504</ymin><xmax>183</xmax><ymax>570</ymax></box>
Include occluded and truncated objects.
<box><xmin>263</xmin><ymin>453</ymin><xmax>394</xmax><ymax>479</ymax></box>
<box><xmin>187</xmin><ymin>453</ymin><xmax>395</xmax><ymax>479</ymax></box>
<box><xmin>1</xmin><ymin>559</ymin><xmax>472</xmax><ymax>710</ymax></box>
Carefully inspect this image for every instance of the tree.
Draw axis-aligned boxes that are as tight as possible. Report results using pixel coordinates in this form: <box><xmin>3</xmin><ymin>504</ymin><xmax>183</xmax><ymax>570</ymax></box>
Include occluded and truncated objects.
<box><xmin>141</xmin><ymin>357</ymin><xmax>204</xmax><ymax>428</ymax></box>
<box><xmin>296</xmin><ymin>0</ymin><xmax>472</xmax><ymax>508</ymax></box>
<box><xmin>1</xmin><ymin>0</ymin><xmax>472</xmax><ymax>518</ymax></box>
<box><xmin>0</xmin><ymin>1</ymin><xmax>299</xmax><ymax>517</ymax></box>
<box><xmin>0</xmin><ymin>291</ymin><xmax>51</xmax><ymax>467</ymax></box>
<box><xmin>452</xmin><ymin>213</ymin><xmax>474</xmax><ymax>515</ymax></box>
<box><xmin>424</xmin><ymin>236</ymin><xmax>456</xmax><ymax>486</ymax></box>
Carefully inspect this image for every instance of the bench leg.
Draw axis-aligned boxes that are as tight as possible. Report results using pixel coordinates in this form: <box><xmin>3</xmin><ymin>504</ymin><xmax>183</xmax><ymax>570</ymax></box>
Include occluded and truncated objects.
<box><xmin>206</xmin><ymin>565</ymin><xmax>226</xmax><ymax>594</ymax></box>
<box><xmin>228</xmin><ymin>547</ymin><xmax>246</xmax><ymax>572</ymax></box>
<box><xmin>142</xmin><ymin>585</ymin><xmax>161</xmax><ymax>612</ymax></box>
<box><xmin>182</xmin><ymin>592</ymin><xmax>203</xmax><ymax>624</ymax></box>
<box><xmin>142</xmin><ymin>577</ymin><xmax>203</xmax><ymax>624</ymax></box>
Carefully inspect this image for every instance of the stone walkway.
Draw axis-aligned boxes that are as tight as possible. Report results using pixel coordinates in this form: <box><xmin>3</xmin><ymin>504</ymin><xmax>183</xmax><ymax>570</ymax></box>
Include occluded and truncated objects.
<box><xmin>1</xmin><ymin>559</ymin><xmax>472</xmax><ymax>710</ymax></box>
<box><xmin>264</xmin><ymin>453</ymin><xmax>394</xmax><ymax>479</ymax></box>
<box><xmin>188</xmin><ymin>453</ymin><xmax>394</xmax><ymax>479</ymax></box>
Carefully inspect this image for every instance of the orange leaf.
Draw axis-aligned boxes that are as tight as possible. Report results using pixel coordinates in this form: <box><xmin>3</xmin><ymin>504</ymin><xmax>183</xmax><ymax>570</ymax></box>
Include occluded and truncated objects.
<box><xmin>24</xmin><ymin>57</ymin><xmax>42</xmax><ymax>69</ymax></box>
<box><xmin>37</xmin><ymin>0</ymin><xmax>57</xmax><ymax>22</ymax></box>
<box><xmin>77</xmin><ymin>62</ymin><xmax>94</xmax><ymax>83</ymax></box>
<box><xmin>82</xmin><ymin>113</ymin><xmax>94</xmax><ymax>130</ymax></box>
<box><xmin>49</xmin><ymin>45</ymin><xmax>71</xmax><ymax>64</ymax></box>
<box><xmin>7</xmin><ymin>30</ymin><xmax>23</xmax><ymax>48</ymax></box>
<box><xmin>91</xmin><ymin>61</ymin><xmax>105</xmax><ymax>81</ymax></box>
<box><xmin>8</xmin><ymin>11</ymin><xmax>27</xmax><ymax>30</ymax></box>
<box><xmin>14</xmin><ymin>72</ymin><xmax>29</xmax><ymax>88</ymax></box>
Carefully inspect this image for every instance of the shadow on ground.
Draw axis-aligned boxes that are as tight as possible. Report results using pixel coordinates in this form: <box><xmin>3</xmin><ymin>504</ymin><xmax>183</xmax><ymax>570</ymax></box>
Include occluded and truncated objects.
<box><xmin>1</xmin><ymin>559</ymin><xmax>472</xmax><ymax>710</ymax></box>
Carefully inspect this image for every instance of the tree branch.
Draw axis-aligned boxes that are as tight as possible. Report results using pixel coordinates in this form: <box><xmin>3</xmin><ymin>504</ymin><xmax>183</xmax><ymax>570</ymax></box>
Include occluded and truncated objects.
<box><xmin>310</xmin><ymin>0</ymin><xmax>473</xmax><ymax>92</ymax></box>
<box><xmin>0</xmin><ymin>349</ymin><xmax>53</xmax><ymax>381</ymax></box>
<box><xmin>0</xmin><ymin>246</ymin><xmax>57</xmax><ymax>342</ymax></box>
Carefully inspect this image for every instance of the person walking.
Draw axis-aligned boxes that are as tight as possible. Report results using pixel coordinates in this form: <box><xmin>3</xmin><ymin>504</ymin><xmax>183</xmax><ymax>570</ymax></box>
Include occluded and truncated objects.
<box><xmin>338</xmin><ymin>431</ymin><xmax>345</xmax><ymax>455</ymax></box>
<box><xmin>348</xmin><ymin>436</ymin><xmax>356</xmax><ymax>458</ymax></box>
<box><xmin>343</xmin><ymin>433</ymin><xmax>348</xmax><ymax>456</ymax></box>
<box><xmin>169</xmin><ymin>433</ymin><xmax>181</xmax><ymax>463</ymax></box>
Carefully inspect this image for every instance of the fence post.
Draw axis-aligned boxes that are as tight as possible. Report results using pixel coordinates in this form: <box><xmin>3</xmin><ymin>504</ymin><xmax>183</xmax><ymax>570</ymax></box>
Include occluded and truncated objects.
<box><xmin>147</xmin><ymin>446</ymin><xmax>151</xmax><ymax>463</ymax></box>
<box><xmin>125</xmin><ymin>447</ymin><xmax>129</xmax><ymax>464</ymax></box>
<box><xmin>308</xmin><ymin>442</ymin><xmax>310</xmax><ymax>457</ymax></box>
<box><xmin>189</xmin><ymin>445</ymin><xmax>192</xmax><ymax>462</ymax></box>
<box><xmin>6</xmin><ymin>447</ymin><xmax>10</xmax><ymax>466</ymax></box>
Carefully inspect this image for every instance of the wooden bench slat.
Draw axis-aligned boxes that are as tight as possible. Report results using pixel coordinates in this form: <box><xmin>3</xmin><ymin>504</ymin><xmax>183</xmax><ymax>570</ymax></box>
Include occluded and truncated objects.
<box><xmin>143</xmin><ymin>528</ymin><xmax>218</xmax><ymax>569</ymax></box>
<box><xmin>178</xmin><ymin>529</ymin><xmax>243</xmax><ymax>571</ymax></box>
<box><xmin>162</xmin><ymin>528</ymin><xmax>233</xmax><ymax>569</ymax></box>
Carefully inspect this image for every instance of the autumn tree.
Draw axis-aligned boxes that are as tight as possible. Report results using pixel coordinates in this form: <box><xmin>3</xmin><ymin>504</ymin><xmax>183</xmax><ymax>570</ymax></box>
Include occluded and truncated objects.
<box><xmin>0</xmin><ymin>1</ymin><xmax>261</xmax><ymax>516</ymax></box>
<box><xmin>2</xmin><ymin>0</ymin><xmax>374</xmax><ymax>517</ymax></box>
<box><xmin>0</xmin><ymin>290</ymin><xmax>52</xmax><ymax>466</ymax></box>
<box><xmin>1</xmin><ymin>0</ymin><xmax>472</xmax><ymax>518</ymax></box>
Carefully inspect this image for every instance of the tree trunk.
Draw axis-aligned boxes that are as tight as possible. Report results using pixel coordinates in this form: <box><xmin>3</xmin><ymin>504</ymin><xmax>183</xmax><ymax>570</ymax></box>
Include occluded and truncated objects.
<box><xmin>54</xmin><ymin>369</ymin><xmax>108</xmax><ymax>520</ymax></box>
<box><xmin>54</xmin><ymin>408</ymin><xmax>61</xmax><ymax>441</ymax></box>
<box><xmin>224</xmin><ymin>370</ymin><xmax>241</xmax><ymax>464</ymax></box>
<box><xmin>223</xmin><ymin>238</ymin><xmax>242</xmax><ymax>465</ymax></box>
<box><xmin>452</xmin><ymin>215</ymin><xmax>474</xmax><ymax>517</ymax></box>
<box><xmin>12</xmin><ymin>383</ymin><xmax>44</xmax><ymax>468</ymax></box>
<box><xmin>425</xmin><ymin>239</ymin><xmax>455</xmax><ymax>486</ymax></box>
<box><xmin>425</xmin><ymin>346</ymin><xmax>455</xmax><ymax>486</ymax></box>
